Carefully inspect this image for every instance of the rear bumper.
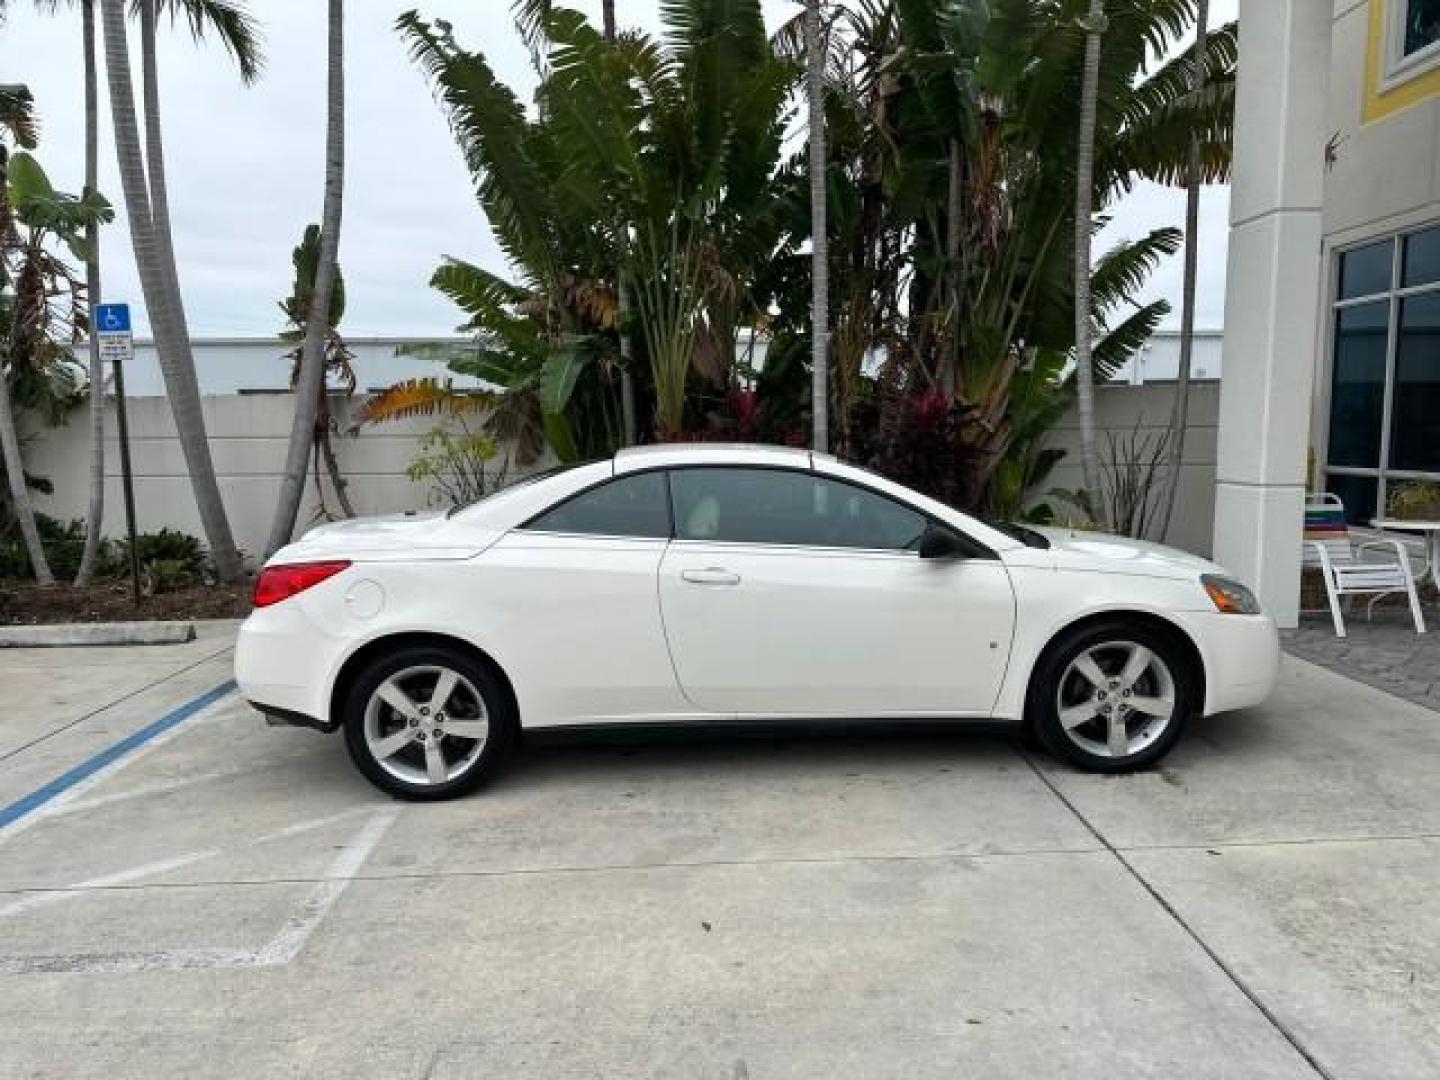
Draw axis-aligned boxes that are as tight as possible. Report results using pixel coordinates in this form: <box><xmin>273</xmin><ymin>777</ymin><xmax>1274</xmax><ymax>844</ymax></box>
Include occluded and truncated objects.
<box><xmin>247</xmin><ymin>699</ymin><xmax>334</xmax><ymax>732</ymax></box>
<box><xmin>233</xmin><ymin>598</ymin><xmax>348</xmax><ymax>727</ymax></box>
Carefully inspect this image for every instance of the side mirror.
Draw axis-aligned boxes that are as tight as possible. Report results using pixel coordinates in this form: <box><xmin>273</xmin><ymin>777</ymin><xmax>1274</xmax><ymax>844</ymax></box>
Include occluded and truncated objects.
<box><xmin>917</xmin><ymin>523</ymin><xmax>972</xmax><ymax>560</ymax></box>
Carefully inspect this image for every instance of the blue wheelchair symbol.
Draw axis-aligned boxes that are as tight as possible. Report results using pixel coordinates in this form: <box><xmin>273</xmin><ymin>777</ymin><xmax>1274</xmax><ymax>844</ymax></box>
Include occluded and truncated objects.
<box><xmin>95</xmin><ymin>303</ymin><xmax>132</xmax><ymax>334</ymax></box>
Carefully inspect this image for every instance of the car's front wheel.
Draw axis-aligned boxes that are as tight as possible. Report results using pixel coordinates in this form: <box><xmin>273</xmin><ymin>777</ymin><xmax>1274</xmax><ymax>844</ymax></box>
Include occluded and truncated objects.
<box><xmin>1029</xmin><ymin>621</ymin><xmax>1196</xmax><ymax>772</ymax></box>
<box><xmin>342</xmin><ymin>645</ymin><xmax>515</xmax><ymax>800</ymax></box>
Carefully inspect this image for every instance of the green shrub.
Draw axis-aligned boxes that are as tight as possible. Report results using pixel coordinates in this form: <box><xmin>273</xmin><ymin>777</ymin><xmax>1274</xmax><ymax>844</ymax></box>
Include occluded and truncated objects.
<box><xmin>104</xmin><ymin>528</ymin><xmax>208</xmax><ymax>593</ymax></box>
<box><xmin>0</xmin><ymin>518</ymin><xmax>209</xmax><ymax>591</ymax></box>
<box><xmin>0</xmin><ymin>515</ymin><xmax>107</xmax><ymax>581</ymax></box>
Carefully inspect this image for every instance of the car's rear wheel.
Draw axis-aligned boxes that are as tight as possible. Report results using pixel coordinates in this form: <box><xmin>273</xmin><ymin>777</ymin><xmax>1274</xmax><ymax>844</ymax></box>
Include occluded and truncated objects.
<box><xmin>1030</xmin><ymin>621</ymin><xmax>1195</xmax><ymax>772</ymax></box>
<box><xmin>342</xmin><ymin>645</ymin><xmax>515</xmax><ymax>800</ymax></box>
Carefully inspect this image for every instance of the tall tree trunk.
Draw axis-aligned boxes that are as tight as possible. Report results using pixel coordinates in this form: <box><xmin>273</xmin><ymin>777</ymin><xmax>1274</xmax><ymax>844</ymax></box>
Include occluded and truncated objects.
<box><xmin>601</xmin><ymin>0</ymin><xmax>636</xmax><ymax>445</ymax></box>
<box><xmin>75</xmin><ymin>0</ymin><xmax>105</xmax><ymax>586</ymax></box>
<box><xmin>0</xmin><ymin>390</ymin><xmax>51</xmax><ymax>585</ymax></box>
<box><xmin>266</xmin><ymin>0</ymin><xmax>345</xmax><ymax>555</ymax></box>
<box><xmin>106</xmin><ymin>0</ymin><xmax>242</xmax><ymax>580</ymax></box>
<box><xmin>1158</xmin><ymin>0</ymin><xmax>1209</xmax><ymax>542</ymax></box>
<box><xmin>940</xmin><ymin>139</ymin><xmax>962</xmax><ymax>397</ymax></box>
<box><xmin>1073</xmin><ymin>0</ymin><xmax>1106</xmax><ymax>526</ymax></box>
<box><xmin>318</xmin><ymin>411</ymin><xmax>355</xmax><ymax>518</ymax></box>
<box><xmin>806</xmin><ymin>0</ymin><xmax>829</xmax><ymax>453</ymax></box>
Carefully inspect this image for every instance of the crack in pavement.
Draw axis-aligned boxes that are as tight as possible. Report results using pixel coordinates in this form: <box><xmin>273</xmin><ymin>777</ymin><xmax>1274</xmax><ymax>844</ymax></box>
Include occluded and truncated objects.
<box><xmin>1021</xmin><ymin>750</ymin><xmax>1338</xmax><ymax>1080</ymax></box>
<box><xmin>0</xmin><ymin>642</ymin><xmax>236</xmax><ymax>764</ymax></box>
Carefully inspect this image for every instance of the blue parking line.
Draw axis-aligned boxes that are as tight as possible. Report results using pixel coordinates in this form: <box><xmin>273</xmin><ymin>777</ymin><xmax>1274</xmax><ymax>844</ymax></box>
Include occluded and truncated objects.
<box><xmin>0</xmin><ymin>679</ymin><xmax>238</xmax><ymax>830</ymax></box>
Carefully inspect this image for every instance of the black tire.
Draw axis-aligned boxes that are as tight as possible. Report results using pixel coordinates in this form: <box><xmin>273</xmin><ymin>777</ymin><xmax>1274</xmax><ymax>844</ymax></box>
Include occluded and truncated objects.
<box><xmin>342</xmin><ymin>644</ymin><xmax>516</xmax><ymax>800</ymax></box>
<box><xmin>1028</xmin><ymin>620</ymin><xmax>1196</xmax><ymax>773</ymax></box>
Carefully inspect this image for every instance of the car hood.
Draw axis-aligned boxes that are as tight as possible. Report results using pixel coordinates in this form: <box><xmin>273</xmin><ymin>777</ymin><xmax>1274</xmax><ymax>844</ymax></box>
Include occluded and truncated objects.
<box><xmin>269</xmin><ymin>510</ymin><xmax>502</xmax><ymax>563</ymax></box>
<box><xmin>1026</xmin><ymin>526</ymin><xmax>1225</xmax><ymax>580</ymax></box>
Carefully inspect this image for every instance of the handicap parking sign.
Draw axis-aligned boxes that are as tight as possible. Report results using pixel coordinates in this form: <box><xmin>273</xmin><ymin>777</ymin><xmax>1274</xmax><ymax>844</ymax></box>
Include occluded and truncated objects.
<box><xmin>95</xmin><ymin>303</ymin><xmax>131</xmax><ymax>334</ymax></box>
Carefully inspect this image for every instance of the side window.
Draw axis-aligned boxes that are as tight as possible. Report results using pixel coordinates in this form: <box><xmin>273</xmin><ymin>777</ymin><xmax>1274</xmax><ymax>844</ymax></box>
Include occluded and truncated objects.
<box><xmin>670</xmin><ymin>468</ymin><xmax>927</xmax><ymax>551</ymax></box>
<box><xmin>524</xmin><ymin>472</ymin><xmax>670</xmax><ymax>538</ymax></box>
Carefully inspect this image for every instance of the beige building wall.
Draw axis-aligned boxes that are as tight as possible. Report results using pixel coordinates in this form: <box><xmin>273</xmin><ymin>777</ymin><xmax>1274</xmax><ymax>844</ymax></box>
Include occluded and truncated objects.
<box><xmin>20</xmin><ymin>395</ymin><xmax>538</xmax><ymax>566</ymax></box>
<box><xmin>1314</xmin><ymin>0</ymin><xmax>1440</xmax><ymax>467</ymax></box>
<box><xmin>20</xmin><ymin>385</ymin><xmax>1220</xmax><ymax>569</ymax></box>
<box><xmin>1045</xmin><ymin>384</ymin><xmax>1221</xmax><ymax>557</ymax></box>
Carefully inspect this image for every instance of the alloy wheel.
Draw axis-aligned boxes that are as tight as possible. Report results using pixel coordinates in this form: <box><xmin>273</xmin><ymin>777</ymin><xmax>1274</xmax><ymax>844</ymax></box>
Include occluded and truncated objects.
<box><xmin>363</xmin><ymin>664</ymin><xmax>490</xmax><ymax>786</ymax></box>
<box><xmin>1054</xmin><ymin>640</ymin><xmax>1176</xmax><ymax>760</ymax></box>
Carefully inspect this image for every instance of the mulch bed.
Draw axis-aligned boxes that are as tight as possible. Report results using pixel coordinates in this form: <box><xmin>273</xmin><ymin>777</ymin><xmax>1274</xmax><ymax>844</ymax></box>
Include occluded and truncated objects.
<box><xmin>0</xmin><ymin>580</ymin><xmax>253</xmax><ymax>625</ymax></box>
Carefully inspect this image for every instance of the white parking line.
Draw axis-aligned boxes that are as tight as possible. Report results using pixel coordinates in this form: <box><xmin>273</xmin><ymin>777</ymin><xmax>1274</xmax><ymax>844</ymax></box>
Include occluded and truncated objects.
<box><xmin>0</xmin><ymin>850</ymin><xmax>220</xmax><ymax>919</ymax></box>
<box><xmin>253</xmin><ymin>807</ymin><xmax>401</xmax><ymax>967</ymax></box>
<box><xmin>0</xmin><ymin>807</ymin><xmax>401</xmax><ymax>975</ymax></box>
<box><xmin>57</xmin><ymin>766</ymin><xmax>259</xmax><ymax>818</ymax></box>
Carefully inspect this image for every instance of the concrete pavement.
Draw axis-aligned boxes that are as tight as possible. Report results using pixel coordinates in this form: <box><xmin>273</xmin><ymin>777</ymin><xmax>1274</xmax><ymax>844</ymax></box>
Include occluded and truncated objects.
<box><xmin>0</xmin><ymin>626</ymin><xmax>1437</xmax><ymax>1077</ymax></box>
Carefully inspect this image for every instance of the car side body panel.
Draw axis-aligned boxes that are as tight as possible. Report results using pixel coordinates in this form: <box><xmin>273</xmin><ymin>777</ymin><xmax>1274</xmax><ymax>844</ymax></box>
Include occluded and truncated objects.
<box><xmin>235</xmin><ymin>444</ymin><xmax>1280</xmax><ymax>746</ymax></box>
<box><xmin>657</xmin><ymin>540</ymin><xmax>1016</xmax><ymax>716</ymax></box>
<box><xmin>992</xmin><ymin>563</ymin><xmax>1280</xmax><ymax>721</ymax></box>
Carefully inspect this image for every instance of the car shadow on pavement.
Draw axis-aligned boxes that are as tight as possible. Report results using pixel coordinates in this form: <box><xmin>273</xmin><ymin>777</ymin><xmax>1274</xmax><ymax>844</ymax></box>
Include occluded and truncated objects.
<box><xmin>506</xmin><ymin>720</ymin><xmax>1027</xmax><ymax>783</ymax></box>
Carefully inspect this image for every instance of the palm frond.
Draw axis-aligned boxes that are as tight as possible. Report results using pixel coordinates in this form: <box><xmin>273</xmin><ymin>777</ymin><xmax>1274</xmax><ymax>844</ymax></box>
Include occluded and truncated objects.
<box><xmin>1092</xmin><ymin>227</ymin><xmax>1182</xmax><ymax>317</ymax></box>
<box><xmin>1093</xmin><ymin>299</ymin><xmax>1171</xmax><ymax>382</ymax></box>
<box><xmin>144</xmin><ymin>0</ymin><xmax>265</xmax><ymax>84</ymax></box>
<box><xmin>356</xmin><ymin>377</ymin><xmax>493</xmax><ymax>425</ymax></box>
<box><xmin>397</xmin><ymin>11</ymin><xmax>562</xmax><ymax>287</ymax></box>
<box><xmin>0</xmin><ymin>83</ymin><xmax>38</xmax><ymax>148</ymax></box>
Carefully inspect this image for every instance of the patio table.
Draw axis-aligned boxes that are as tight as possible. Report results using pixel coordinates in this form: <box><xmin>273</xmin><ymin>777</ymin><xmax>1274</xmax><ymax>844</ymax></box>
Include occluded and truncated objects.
<box><xmin>1369</xmin><ymin>519</ymin><xmax>1440</xmax><ymax>590</ymax></box>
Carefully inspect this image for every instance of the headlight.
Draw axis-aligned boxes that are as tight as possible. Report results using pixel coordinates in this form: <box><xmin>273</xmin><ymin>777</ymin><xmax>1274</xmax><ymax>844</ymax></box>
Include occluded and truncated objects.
<box><xmin>1201</xmin><ymin>574</ymin><xmax>1261</xmax><ymax>615</ymax></box>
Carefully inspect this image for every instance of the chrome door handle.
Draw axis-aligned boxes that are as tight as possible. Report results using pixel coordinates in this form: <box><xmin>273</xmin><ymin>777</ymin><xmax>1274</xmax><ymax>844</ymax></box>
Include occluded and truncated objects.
<box><xmin>681</xmin><ymin>567</ymin><xmax>741</xmax><ymax>586</ymax></box>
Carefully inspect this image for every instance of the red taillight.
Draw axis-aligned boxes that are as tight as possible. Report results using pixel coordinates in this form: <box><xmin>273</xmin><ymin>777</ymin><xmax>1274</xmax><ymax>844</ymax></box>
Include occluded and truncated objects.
<box><xmin>252</xmin><ymin>560</ymin><xmax>352</xmax><ymax>608</ymax></box>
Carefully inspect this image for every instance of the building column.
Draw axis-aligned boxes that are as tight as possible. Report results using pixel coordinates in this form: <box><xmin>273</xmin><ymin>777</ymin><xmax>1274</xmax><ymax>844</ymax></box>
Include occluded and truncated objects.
<box><xmin>1212</xmin><ymin>0</ymin><xmax>1332</xmax><ymax>627</ymax></box>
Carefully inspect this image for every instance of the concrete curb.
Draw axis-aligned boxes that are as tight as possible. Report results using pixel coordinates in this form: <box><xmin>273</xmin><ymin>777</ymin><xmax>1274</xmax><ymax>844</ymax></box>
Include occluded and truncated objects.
<box><xmin>0</xmin><ymin>621</ymin><xmax>197</xmax><ymax>648</ymax></box>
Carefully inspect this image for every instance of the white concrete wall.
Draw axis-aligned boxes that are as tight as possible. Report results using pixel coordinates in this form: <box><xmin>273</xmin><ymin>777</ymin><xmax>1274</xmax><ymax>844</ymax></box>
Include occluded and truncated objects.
<box><xmin>19</xmin><ymin>383</ymin><xmax>1220</xmax><ymax>568</ymax></box>
<box><xmin>1045</xmin><ymin>383</ymin><xmax>1220</xmax><ymax>557</ymax></box>
<box><xmin>20</xmin><ymin>394</ymin><xmax>537</xmax><ymax>566</ymax></box>
<box><xmin>1109</xmin><ymin>330</ymin><xmax>1224</xmax><ymax>384</ymax></box>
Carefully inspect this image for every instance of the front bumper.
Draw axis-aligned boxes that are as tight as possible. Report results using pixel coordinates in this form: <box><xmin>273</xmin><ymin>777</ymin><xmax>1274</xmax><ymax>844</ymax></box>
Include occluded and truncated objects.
<box><xmin>1176</xmin><ymin>610</ymin><xmax>1281</xmax><ymax>716</ymax></box>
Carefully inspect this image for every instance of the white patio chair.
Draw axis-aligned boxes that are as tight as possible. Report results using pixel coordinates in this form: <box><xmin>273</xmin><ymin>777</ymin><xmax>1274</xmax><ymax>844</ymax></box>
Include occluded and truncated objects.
<box><xmin>1302</xmin><ymin>493</ymin><xmax>1426</xmax><ymax>638</ymax></box>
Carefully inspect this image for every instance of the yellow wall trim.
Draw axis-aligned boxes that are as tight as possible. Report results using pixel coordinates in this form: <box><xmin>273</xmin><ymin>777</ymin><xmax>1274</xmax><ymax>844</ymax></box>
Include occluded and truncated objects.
<box><xmin>1364</xmin><ymin>0</ymin><xmax>1440</xmax><ymax>122</ymax></box>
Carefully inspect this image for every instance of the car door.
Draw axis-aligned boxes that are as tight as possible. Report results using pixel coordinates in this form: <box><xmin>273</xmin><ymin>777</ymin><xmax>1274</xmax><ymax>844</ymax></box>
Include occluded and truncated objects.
<box><xmin>658</xmin><ymin>466</ymin><xmax>1016</xmax><ymax>717</ymax></box>
<box><xmin>480</xmin><ymin>469</ymin><xmax>700</xmax><ymax>726</ymax></box>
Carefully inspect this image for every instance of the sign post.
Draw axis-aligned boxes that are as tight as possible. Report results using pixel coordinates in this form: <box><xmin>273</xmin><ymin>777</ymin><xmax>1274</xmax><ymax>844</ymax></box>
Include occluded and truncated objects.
<box><xmin>95</xmin><ymin>303</ymin><xmax>141</xmax><ymax>607</ymax></box>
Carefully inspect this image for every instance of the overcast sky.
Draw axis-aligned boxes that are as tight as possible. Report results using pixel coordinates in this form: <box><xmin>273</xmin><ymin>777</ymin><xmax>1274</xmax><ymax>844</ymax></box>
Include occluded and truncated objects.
<box><xmin>1</xmin><ymin>0</ymin><xmax>1236</xmax><ymax>339</ymax></box>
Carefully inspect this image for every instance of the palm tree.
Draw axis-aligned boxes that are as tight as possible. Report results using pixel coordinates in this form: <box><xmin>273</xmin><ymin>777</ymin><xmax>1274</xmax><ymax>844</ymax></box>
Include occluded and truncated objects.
<box><xmin>276</xmin><ymin>223</ymin><xmax>356</xmax><ymax>523</ymax></box>
<box><xmin>806</xmin><ymin>0</ymin><xmax>828</xmax><ymax>453</ymax></box>
<box><xmin>1158</xmin><ymin>0</ymin><xmax>1209</xmax><ymax>540</ymax></box>
<box><xmin>0</xmin><ymin>126</ymin><xmax>52</xmax><ymax>586</ymax></box>
<box><xmin>1073</xmin><ymin>0</ymin><xmax>1107</xmax><ymax>527</ymax></box>
<box><xmin>32</xmin><ymin>0</ymin><xmax>256</xmax><ymax>582</ymax></box>
<box><xmin>98</xmin><ymin>0</ymin><xmax>260</xmax><ymax>581</ymax></box>
<box><xmin>600</xmin><ymin>0</ymin><xmax>636</xmax><ymax>445</ymax></box>
<box><xmin>2</xmin><ymin>148</ymin><xmax>114</xmax><ymax>586</ymax></box>
<box><xmin>74</xmin><ymin>0</ymin><xmax>104</xmax><ymax>585</ymax></box>
<box><xmin>265</xmin><ymin>0</ymin><xmax>344</xmax><ymax>557</ymax></box>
